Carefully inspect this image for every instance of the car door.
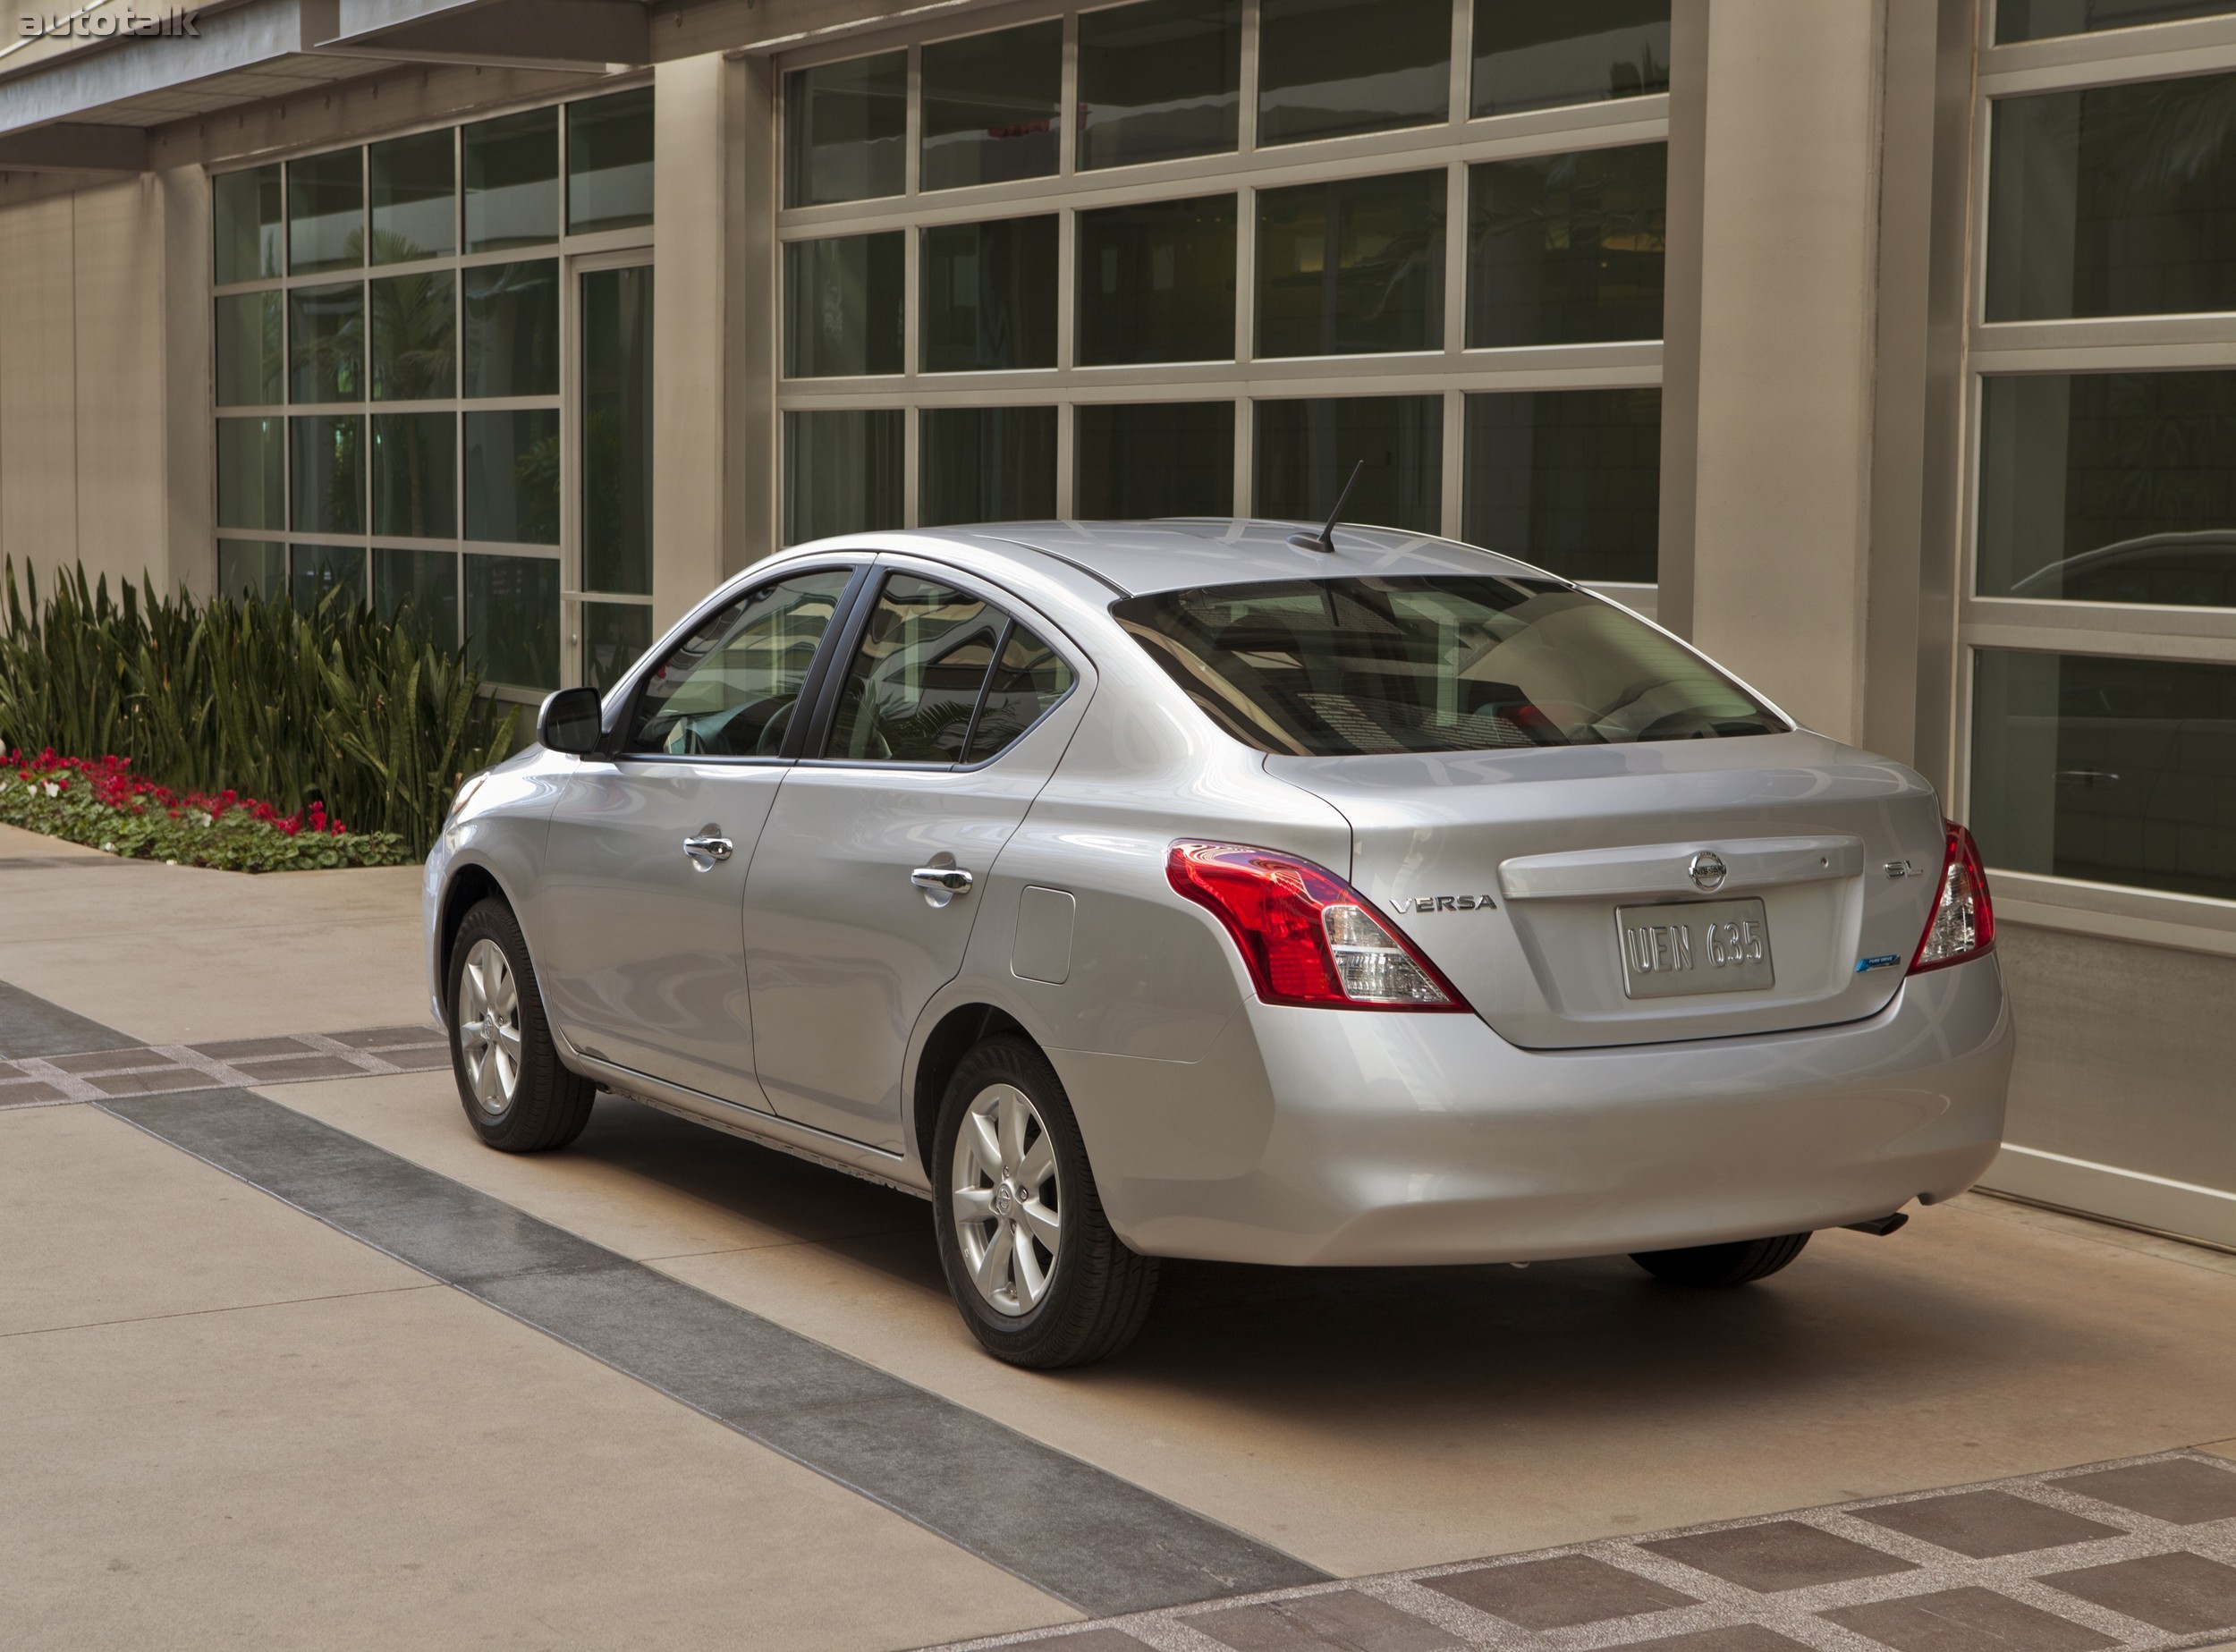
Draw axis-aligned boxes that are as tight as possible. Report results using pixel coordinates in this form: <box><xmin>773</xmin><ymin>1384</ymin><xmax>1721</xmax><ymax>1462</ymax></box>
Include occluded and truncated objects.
<box><xmin>534</xmin><ymin>563</ymin><xmax>863</xmax><ymax>1104</ymax></box>
<box><xmin>742</xmin><ymin>563</ymin><xmax>1090</xmax><ymax>1150</ymax></box>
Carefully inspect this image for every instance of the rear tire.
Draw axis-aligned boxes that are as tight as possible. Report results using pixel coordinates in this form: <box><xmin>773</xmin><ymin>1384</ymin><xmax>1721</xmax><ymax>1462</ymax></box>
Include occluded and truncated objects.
<box><xmin>1631</xmin><ymin>1232</ymin><xmax>1810</xmax><ymax>1287</ymax></box>
<box><xmin>446</xmin><ymin>896</ymin><xmax>596</xmax><ymax>1153</ymax></box>
<box><xmin>931</xmin><ymin>1035</ymin><xmax>1158</xmax><ymax>1368</ymax></box>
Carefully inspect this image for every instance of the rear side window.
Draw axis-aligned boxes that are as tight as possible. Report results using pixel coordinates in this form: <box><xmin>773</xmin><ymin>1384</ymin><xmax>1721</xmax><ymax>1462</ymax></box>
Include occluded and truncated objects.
<box><xmin>1112</xmin><ymin>576</ymin><xmax>1783</xmax><ymax>756</ymax></box>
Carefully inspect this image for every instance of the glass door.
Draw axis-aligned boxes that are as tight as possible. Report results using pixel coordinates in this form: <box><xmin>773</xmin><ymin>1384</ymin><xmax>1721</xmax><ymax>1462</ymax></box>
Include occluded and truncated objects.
<box><xmin>575</xmin><ymin>257</ymin><xmax>654</xmax><ymax>690</ymax></box>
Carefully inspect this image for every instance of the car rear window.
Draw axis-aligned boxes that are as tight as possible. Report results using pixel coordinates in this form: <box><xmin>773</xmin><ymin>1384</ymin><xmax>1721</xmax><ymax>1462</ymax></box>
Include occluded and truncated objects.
<box><xmin>1111</xmin><ymin>576</ymin><xmax>1785</xmax><ymax>756</ymax></box>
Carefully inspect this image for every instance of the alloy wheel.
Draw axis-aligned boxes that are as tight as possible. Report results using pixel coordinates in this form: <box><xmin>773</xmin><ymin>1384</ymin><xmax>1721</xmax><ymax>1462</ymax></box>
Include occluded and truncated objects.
<box><xmin>456</xmin><ymin>936</ymin><xmax>524</xmax><ymax>1116</ymax></box>
<box><xmin>950</xmin><ymin>1081</ymin><xmax>1063</xmax><ymax>1317</ymax></box>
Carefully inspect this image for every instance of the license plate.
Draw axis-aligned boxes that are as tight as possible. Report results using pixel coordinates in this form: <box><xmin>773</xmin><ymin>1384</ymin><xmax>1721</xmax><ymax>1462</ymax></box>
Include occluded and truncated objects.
<box><xmin>1615</xmin><ymin>898</ymin><xmax>1775</xmax><ymax>999</ymax></box>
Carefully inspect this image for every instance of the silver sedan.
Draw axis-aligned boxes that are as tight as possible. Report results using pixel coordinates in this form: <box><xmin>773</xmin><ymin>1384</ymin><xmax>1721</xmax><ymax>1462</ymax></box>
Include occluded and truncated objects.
<box><xmin>423</xmin><ymin>521</ymin><xmax>2012</xmax><ymax>1368</ymax></box>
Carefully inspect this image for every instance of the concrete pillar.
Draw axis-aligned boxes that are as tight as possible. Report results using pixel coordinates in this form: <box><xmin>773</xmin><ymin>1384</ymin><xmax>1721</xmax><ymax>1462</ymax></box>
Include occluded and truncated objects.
<box><xmin>160</xmin><ymin>164</ymin><xmax>215</xmax><ymax>598</ymax></box>
<box><xmin>0</xmin><ymin>193</ymin><xmax>80</xmax><ymax>603</ymax></box>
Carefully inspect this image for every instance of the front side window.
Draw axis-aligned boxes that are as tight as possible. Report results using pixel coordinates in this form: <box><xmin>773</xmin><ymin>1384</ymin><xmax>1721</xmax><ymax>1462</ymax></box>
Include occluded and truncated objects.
<box><xmin>627</xmin><ymin>569</ymin><xmax>855</xmax><ymax>757</ymax></box>
<box><xmin>1114</xmin><ymin>576</ymin><xmax>1782</xmax><ymax>757</ymax></box>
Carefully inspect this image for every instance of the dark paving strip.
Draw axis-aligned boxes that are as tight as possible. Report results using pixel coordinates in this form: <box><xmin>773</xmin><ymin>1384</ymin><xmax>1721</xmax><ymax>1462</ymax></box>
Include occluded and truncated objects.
<box><xmin>97</xmin><ymin>1085</ymin><xmax>1325</xmax><ymax>1617</ymax></box>
<box><xmin>0</xmin><ymin>978</ymin><xmax>142</xmax><ymax>1060</ymax></box>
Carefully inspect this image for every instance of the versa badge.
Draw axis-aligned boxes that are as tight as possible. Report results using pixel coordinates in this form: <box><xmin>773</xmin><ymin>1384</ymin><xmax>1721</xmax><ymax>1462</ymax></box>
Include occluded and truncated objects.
<box><xmin>1390</xmin><ymin>894</ymin><xmax>1496</xmax><ymax>913</ymax></box>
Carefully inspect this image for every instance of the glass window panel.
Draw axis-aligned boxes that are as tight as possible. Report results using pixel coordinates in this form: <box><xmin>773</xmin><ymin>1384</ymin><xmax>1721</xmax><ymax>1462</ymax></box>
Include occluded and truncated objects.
<box><xmin>626</xmin><ymin>569</ymin><xmax>854</xmax><ymax>754</ymax></box>
<box><xmin>215</xmin><ymin>292</ymin><xmax>283</xmax><ymax>407</ymax></box>
<box><xmin>829</xmin><ymin>574</ymin><xmax>1004</xmax><ymax>762</ymax></box>
<box><xmin>1971</xmin><ymin>648</ymin><xmax>2236</xmax><ymax>900</ymax></box>
<box><xmin>968</xmin><ymin>623</ymin><xmax>1075</xmax><ymax>761</ymax></box>
<box><xmin>464</xmin><ymin>552</ymin><xmax>561</xmax><ymax>689</ymax></box>
<box><xmin>372</xmin><ymin>411</ymin><xmax>457</xmax><ymax>540</ymax></box>
<box><xmin>463</xmin><ymin>107</ymin><xmax>559</xmax><ymax>252</ymax></box>
<box><xmin>1978</xmin><ymin>371</ymin><xmax>2236</xmax><ymax>608</ymax></box>
<box><xmin>1078</xmin><ymin>0</ymin><xmax>1241</xmax><ymax>171</ymax></box>
<box><xmin>921</xmin><ymin>21</ymin><xmax>1062</xmax><ymax>191</ymax></box>
<box><xmin>1471</xmin><ymin>0</ymin><xmax>1669</xmax><ymax>118</ymax></box>
<box><xmin>369</xmin><ymin>270</ymin><xmax>455</xmax><ymax>401</ymax></box>
<box><xmin>1468</xmin><ymin>144</ymin><xmax>1666</xmax><ymax>347</ymax></box>
<box><xmin>369</xmin><ymin>130</ymin><xmax>454</xmax><ymax>264</ymax></box>
<box><xmin>213</xmin><ymin>165</ymin><xmax>282</xmax><ymax>284</ymax></box>
<box><xmin>1462</xmin><ymin>388</ymin><xmax>1662</xmax><ymax>584</ymax></box>
<box><xmin>375</xmin><ymin>546</ymin><xmax>460</xmax><ymax>644</ymax></box>
<box><xmin>784</xmin><ymin>51</ymin><xmax>906</xmax><ymax>208</ymax></box>
<box><xmin>462</xmin><ymin>259</ymin><xmax>560</xmax><ymax>396</ymax></box>
<box><xmin>581</xmin><ymin>265</ymin><xmax>654</xmax><ymax>595</ymax></box>
<box><xmin>783</xmin><ymin>233</ymin><xmax>905</xmax><ymax>377</ymax></box>
<box><xmin>216</xmin><ymin>418</ymin><xmax>284</xmax><ymax>531</ymax></box>
<box><xmin>462</xmin><ymin>409</ymin><xmax>561</xmax><ymax>545</ymax></box>
<box><xmin>1996</xmin><ymin>0</ymin><xmax>2236</xmax><ymax>44</ymax></box>
<box><xmin>1258</xmin><ymin>0</ymin><xmax>1451</xmax><ymax>148</ymax></box>
<box><xmin>1254</xmin><ymin>395</ymin><xmax>1443</xmax><ymax>534</ymax></box>
<box><xmin>1257</xmin><ymin>172</ymin><xmax>1444</xmax><ymax>358</ymax></box>
<box><xmin>921</xmin><ymin>216</ymin><xmax>1059</xmax><ymax>371</ymax></box>
<box><xmin>1077</xmin><ymin>194</ymin><xmax>1236</xmax><ymax>366</ymax></box>
<box><xmin>288</xmin><ymin>282</ymin><xmax>364</xmax><ymax>402</ymax></box>
<box><xmin>216</xmin><ymin>539</ymin><xmax>286</xmax><ymax>603</ymax></box>
<box><xmin>1075</xmin><ymin>401</ymin><xmax>1235</xmax><ymax>518</ymax></box>
<box><xmin>568</xmin><ymin>88</ymin><xmax>654</xmax><ymax>234</ymax></box>
<box><xmin>583</xmin><ymin>601</ymin><xmax>655</xmax><ymax>692</ymax></box>
<box><xmin>289</xmin><ymin>414</ymin><xmax>364</xmax><ymax>535</ymax></box>
<box><xmin>287</xmin><ymin>149</ymin><xmax>363</xmax><ymax>275</ymax></box>
<box><xmin>920</xmin><ymin>406</ymin><xmax>1058</xmax><ymax>526</ymax></box>
<box><xmin>1986</xmin><ymin>76</ymin><xmax>2236</xmax><ymax>322</ymax></box>
<box><xmin>783</xmin><ymin>409</ymin><xmax>903</xmax><ymax>545</ymax></box>
<box><xmin>291</xmin><ymin>545</ymin><xmax>366</xmax><ymax>612</ymax></box>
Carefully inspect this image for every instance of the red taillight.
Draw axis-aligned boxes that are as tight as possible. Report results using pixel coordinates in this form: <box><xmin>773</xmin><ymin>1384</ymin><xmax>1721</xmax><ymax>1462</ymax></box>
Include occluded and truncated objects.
<box><xmin>1910</xmin><ymin>820</ymin><xmax>1995</xmax><ymax>974</ymax></box>
<box><xmin>1165</xmin><ymin>841</ymin><xmax>1471</xmax><ymax>1012</ymax></box>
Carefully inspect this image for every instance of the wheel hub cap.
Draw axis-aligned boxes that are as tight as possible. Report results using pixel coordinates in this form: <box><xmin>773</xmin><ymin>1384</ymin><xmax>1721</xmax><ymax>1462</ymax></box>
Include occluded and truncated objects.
<box><xmin>950</xmin><ymin>1083</ymin><xmax>1062</xmax><ymax>1317</ymax></box>
<box><xmin>455</xmin><ymin>937</ymin><xmax>523</xmax><ymax>1116</ymax></box>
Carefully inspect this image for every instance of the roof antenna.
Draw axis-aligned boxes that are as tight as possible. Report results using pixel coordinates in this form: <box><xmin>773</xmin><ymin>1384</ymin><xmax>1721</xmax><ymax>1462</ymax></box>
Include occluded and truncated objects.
<box><xmin>1289</xmin><ymin>459</ymin><xmax>1364</xmax><ymax>555</ymax></box>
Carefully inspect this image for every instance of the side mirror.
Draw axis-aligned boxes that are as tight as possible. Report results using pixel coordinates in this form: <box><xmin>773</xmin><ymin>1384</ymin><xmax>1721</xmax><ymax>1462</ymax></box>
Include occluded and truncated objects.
<box><xmin>538</xmin><ymin>686</ymin><xmax>605</xmax><ymax>756</ymax></box>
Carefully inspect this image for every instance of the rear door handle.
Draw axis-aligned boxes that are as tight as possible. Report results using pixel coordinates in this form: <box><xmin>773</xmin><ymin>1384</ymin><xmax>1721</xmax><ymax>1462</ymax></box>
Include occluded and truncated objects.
<box><xmin>683</xmin><ymin>833</ymin><xmax>733</xmax><ymax>870</ymax></box>
<box><xmin>910</xmin><ymin>865</ymin><xmax>974</xmax><ymax>906</ymax></box>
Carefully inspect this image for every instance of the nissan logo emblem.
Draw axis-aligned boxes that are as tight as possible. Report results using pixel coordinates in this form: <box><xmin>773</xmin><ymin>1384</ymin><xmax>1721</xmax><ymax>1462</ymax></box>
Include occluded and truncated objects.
<box><xmin>1689</xmin><ymin>851</ymin><xmax>1729</xmax><ymax>893</ymax></box>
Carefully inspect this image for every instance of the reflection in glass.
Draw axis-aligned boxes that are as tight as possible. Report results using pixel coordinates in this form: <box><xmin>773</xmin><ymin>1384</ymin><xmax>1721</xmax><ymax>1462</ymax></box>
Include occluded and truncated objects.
<box><xmin>464</xmin><ymin>107</ymin><xmax>559</xmax><ymax>251</ymax></box>
<box><xmin>375</xmin><ymin>546</ymin><xmax>460</xmax><ymax>644</ymax></box>
<box><xmin>1978</xmin><ymin>372</ymin><xmax>2236</xmax><ymax>608</ymax></box>
<box><xmin>584</xmin><ymin>601</ymin><xmax>654</xmax><ymax>692</ymax></box>
<box><xmin>783</xmin><ymin>233</ymin><xmax>904</xmax><ymax>377</ymax></box>
<box><xmin>921</xmin><ymin>21</ymin><xmax>1062</xmax><ymax>191</ymax></box>
<box><xmin>1972</xmin><ymin>648</ymin><xmax>2236</xmax><ymax>901</ymax></box>
<box><xmin>288</xmin><ymin>149</ymin><xmax>363</xmax><ymax>275</ymax></box>
<box><xmin>920</xmin><ymin>407</ymin><xmax>1057</xmax><ymax>526</ymax></box>
<box><xmin>1995</xmin><ymin>0</ymin><xmax>2236</xmax><ymax>44</ymax></box>
<box><xmin>1257</xmin><ymin>172</ymin><xmax>1444</xmax><ymax>358</ymax></box>
<box><xmin>627</xmin><ymin>570</ymin><xmax>853</xmax><ymax>754</ymax></box>
<box><xmin>1258</xmin><ymin>0</ymin><xmax>1451</xmax><ymax>147</ymax></box>
<box><xmin>462</xmin><ymin>410</ymin><xmax>561</xmax><ymax>544</ymax></box>
<box><xmin>1471</xmin><ymin>0</ymin><xmax>1668</xmax><ymax>118</ymax></box>
<box><xmin>463</xmin><ymin>260</ymin><xmax>559</xmax><ymax>396</ymax></box>
<box><xmin>369</xmin><ymin>130</ymin><xmax>454</xmax><ymax>263</ymax></box>
<box><xmin>216</xmin><ymin>292</ymin><xmax>283</xmax><ymax>408</ymax></box>
<box><xmin>214</xmin><ymin>165</ymin><xmax>282</xmax><ymax>284</ymax></box>
<box><xmin>216</xmin><ymin>419</ymin><xmax>284</xmax><ymax>530</ymax></box>
<box><xmin>372</xmin><ymin>412</ymin><xmax>456</xmax><ymax>539</ymax></box>
<box><xmin>1462</xmin><ymin>388</ymin><xmax>1661</xmax><ymax>584</ymax></box>
<box><xmin>969</xmin><ymin>625</ymin><xmax>1075</xmax><ymax>761</ymax></box>
<box><xmin>784</xmin><ymin>51</ymin><xmax>906</xmax><ymax>208</ymax></box>
<box><xmin>289</xmin><ymin>284</ymin><xmax>364</xmax><ymax>403</ymax></box>
<box><xmin>1078</xmin><ymin>0</ymin><xmax>1241</xmax><ymax>171</ymax></box>
<box><xmin>581</xmin><ymin>265</ymin><xmax>654</xmax><ymax>595</ymax></box>
<box><xmin>290</xmin><ymin>414</ymin><xmax>364</xmax><ymax>535</ymax></box>
<box><xmin>783</xmin><ymin>409</ymin><xmax>902</xmax><ymax>545</ymax></box>
<box><xmin>217</xmin><ymin>540</ymin><xmax>286</xmax><ymax>603</ymax></box>
<box><xmin>1075</xmin><ymin>402</ymin><xmax>1235</xmax><ymax>518</ymax></box>
<box><xmin>291</xmin><ymin>545</ymin><xmax>367</xmax><ymax>613</ymax></box>
<box><xmin>464</xmin><ymin>552</ymin><xmax>561</xmax><ymax>688</ymax></box>
<box><xmin>1468</xmin><ymin>144</ymin><xmax>1666</xmax><ymax>346</ymax></box>
<box><xmin>1987</xmin><ymin>75</ymin><xmax>2236</xmax><ymax>322</ymax></box>
<box><xmin>1077</xmin><ymin>195</ymin><xmax>1236</xmax><ymax>366</ymax></box>
<box><xmin>1255</xmin><ymin>395</ymin><xmax>1442</xmax><ymax>534</ymax></box>
<box><xmin>921</xmin><ymin>216</ymin><xmax>1059</xmax><ymax>371</ymax></box>
<box><xmin>568</xmin><ymin>88</ymin><xmax>654</xmax><ymax>233</ymax></box>
<box><xmin>370</xmin><ymin>271</ymin><xmax>455</xmax><ymax>400</ymax></box>
<box><xmin>829</xmin><ymin>574</ymin><xmax>1003</xmax><ymax>763</ymax></box>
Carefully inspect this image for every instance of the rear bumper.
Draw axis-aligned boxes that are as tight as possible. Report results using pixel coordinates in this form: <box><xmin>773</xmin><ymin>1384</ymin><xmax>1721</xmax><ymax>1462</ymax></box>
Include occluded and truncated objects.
<box><xmin>1061</xmin><ymin>955</ymin><xmax>2012</xmax><ymax>1267</ymax></box>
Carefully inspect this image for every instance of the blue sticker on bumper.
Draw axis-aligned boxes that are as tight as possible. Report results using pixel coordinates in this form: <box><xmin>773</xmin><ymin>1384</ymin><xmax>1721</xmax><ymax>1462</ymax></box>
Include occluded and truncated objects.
<box><xmin>1856</xmin><ymin>953</ymin><xmax>1901</xmax><ymax>973</ymax></box>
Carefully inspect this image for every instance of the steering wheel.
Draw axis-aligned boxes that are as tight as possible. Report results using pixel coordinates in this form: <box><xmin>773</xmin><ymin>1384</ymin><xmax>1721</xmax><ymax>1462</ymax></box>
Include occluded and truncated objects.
<box><xmin>754</xmin><ymin>699</ymin><xmax>796</xmax><ymax>756</ymax></box>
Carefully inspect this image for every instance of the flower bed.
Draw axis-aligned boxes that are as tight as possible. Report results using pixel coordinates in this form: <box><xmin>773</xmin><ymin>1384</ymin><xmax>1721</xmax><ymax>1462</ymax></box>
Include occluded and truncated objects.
<box><xmin>0</xmin><ymin>750</ymin><xmax>415</xmax><ymax>872</ymax></box>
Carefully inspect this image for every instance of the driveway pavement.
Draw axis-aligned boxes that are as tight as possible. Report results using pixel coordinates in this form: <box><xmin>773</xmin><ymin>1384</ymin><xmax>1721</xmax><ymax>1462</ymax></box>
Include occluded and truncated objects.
<box><xmin>4</xmin><ymin>821</ymin><xmax>2234</xmax><ymax>1651</ymax></box>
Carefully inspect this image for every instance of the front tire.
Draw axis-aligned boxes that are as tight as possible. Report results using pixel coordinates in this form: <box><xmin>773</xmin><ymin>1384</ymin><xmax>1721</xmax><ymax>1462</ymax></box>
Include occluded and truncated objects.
<box><xmin>931</xmin><ymin>1036</ymin><xmax>1158</xmax><ymax>1368</ymax></box>
<box><xmin>1631</xmin><ymin>1231</ymin><xmax>1810</xmax><ymax>1287</ymax></box>
<box><xmin>446</xmin><ymin>896</ymin><xmax>596</xmax><ymax>1153</ymax></box>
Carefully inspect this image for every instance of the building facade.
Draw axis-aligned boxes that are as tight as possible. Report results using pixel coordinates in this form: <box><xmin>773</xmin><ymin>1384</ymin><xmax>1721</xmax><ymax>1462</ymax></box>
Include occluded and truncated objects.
<box><xmin>0</xmin><ymin>0</ymin><xmax>2231</xmax><ymax>1246</ymax></box>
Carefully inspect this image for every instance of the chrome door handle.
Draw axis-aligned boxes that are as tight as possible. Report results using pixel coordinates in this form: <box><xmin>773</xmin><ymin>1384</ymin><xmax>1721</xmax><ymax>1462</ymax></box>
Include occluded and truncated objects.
<box><xmin>910</xmin><ymin>865</ymin><xmax>974</xmax><ymax>905</ymax></box>
<box><xmin>683</xmin><ymin>833</ymin><xmax>733</xmax><ymax>870</ymax></box>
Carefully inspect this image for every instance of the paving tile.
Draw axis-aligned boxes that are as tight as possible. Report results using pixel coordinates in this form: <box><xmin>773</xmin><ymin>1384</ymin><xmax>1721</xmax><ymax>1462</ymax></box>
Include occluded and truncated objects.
<box><xmin>1187</xmin><ymin>1588</ymin><xmax>1459</xmax><ymax>1651</ymax></box>
<box><xmin>2041</xmin><ymin>1550</ymin><xmax>2236</xmax><ymax>1634</ymax></box>
<box><xmin>189</xmin><ymin>1036</ymin><xmax>317</xmax><ymax>1062</ymax></box>
<box><xmin>45</xmin><ymin>1046</ymin><xmax>167</xmax><ymax>1073</ymax></box>
<box><xmin>0</xmin><ymin>1078</ymin><xmax>70</xmax><ymax>1105</ymax></box>
<box><xmin>373</xmin><ymin>1046</ymin><xmax>452</xmax><ymax>1072</ymax></box>
<box><xmin>1602</xmin><ymin>1627</ymin><xmax>1813</xmax><ymax>1651</ymax></box>
<box><xmin>1820</xmin><ymin>1585</ymin><xmax>2117</xmax><ymax>1651</ymax></box>
<box><xmin>2056</xmin><ymin>1457</ymin><xmax>2236</xmax><ymax>1525</ymax></box>
<box><xmin>1000</xmin><ymin>1635</ymin><xmax>1157</xmax><ymax>1652</ymax></box>
<box><xmin>80</xmin><ymin>1067</ymin><xmax>219</xmax><ymax>1097</ymax></box>
<box><xmin>1640</xmin><ymin>1520</ymin><xmax>1918</xmax><ymax>1593</ymax></box>
<box><xmin>1849</xmin><ymin>1490</ymin><xmax>2125</xmax><ymax>1558</ymax></box>
<box><xmin>326</xmin><ymin>1025</ymin><xmax>444</xmax><ymax>1049</ymax></box>
<box><xmin>230</xmin><ymin>1054</ymin><xmax>367</xmax><ymax>1083</ymax></box>
<box><xmin>1424</xmin><ymin>1555</ymin><xmax>1696</xmax><ymax>1630</ymax></box>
